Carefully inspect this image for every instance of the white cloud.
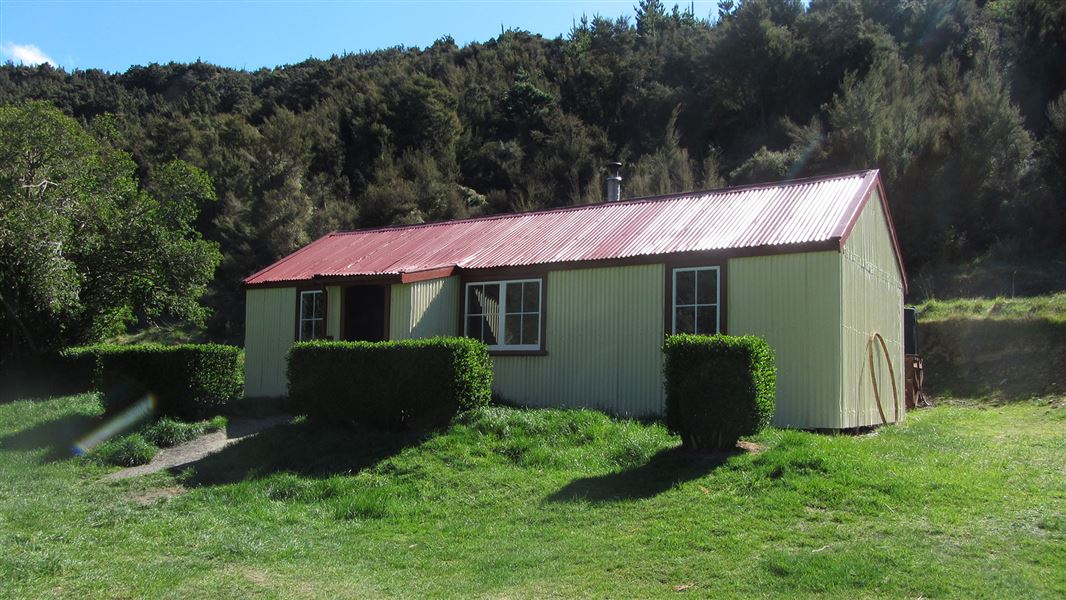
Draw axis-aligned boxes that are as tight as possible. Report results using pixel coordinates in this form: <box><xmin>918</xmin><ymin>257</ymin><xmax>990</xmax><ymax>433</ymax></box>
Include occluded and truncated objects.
<box><xmin>2</xmin><ymin>42</ymin><xmax>57</xmax><ymax>66</ymax></box>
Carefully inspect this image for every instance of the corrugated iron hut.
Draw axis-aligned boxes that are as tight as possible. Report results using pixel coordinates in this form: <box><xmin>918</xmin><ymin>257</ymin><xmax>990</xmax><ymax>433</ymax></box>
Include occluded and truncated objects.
<box><xmin>243</xmin><ymin>169</ymin><xmax>907</xmax><ymax>429</ymax></box>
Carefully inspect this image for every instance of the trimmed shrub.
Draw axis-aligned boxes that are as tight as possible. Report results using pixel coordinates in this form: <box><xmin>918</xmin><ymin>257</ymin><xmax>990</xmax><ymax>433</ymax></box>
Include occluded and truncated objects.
<box><xmin>663</xmin><ymin>334</ymin><xmax>776</xmax><ymax>451</ymax></box>
<box><xmin>91</xmin><ymin>344</ymin><xmax>243</xmax><ymax>420</ymax></box>
<box><xmin>287</xmin><ymin>337</ymin><xmax>493</xmax><ymax>430</ymax></box>
<box><xmin>90</xmin><ymin>433</ymin><xmax>157</xmax><ymax>467</ymax></box>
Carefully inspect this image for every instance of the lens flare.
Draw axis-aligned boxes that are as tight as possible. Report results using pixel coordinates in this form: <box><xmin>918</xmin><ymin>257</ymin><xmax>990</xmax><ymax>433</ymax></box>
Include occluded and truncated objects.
<box><xmin>72</xmin><ymin>394</ymin><xmax>157</xmax><ymax>455</ymax></box>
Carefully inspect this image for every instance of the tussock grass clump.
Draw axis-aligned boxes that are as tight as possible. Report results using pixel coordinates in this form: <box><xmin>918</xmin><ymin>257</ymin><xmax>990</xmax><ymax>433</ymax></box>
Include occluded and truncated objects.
<box><xmin>141</xmin><ymin>416</ymin><xmax>228</xmax><ymax>448</ymax></box>
<box><xmin>90</xmin><ymin>433</ymin><xmax>157</xmax><ymax>467</ymax></box>
<box><xmin>332</xmin><ymin>487</ymin><xmax>402</xmax><ymax>521</ymax></box>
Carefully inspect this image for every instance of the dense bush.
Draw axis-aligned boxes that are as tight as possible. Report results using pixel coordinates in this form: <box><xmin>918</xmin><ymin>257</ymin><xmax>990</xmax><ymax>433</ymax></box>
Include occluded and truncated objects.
<box><xmin>89</xmin><ymin>344</ymin><xmax>243</xmax><ymax>420</ymax></box>
<box><xmin>1</xmin><ymin>344</ymin><xmax>242</xmax><ymax>419</ymax></box>
<box><xmin>663</xmin><ymin>334</ymin><xmax>777</xmax><ymax>451</ymax></box>
<box><xmin>288</xmin><ymin>337</ymin><xmax>493</xmax><ymax>430</ymax></box>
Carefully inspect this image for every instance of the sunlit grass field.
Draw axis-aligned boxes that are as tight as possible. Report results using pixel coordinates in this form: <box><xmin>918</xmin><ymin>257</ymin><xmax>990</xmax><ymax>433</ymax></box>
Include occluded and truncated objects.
<box><xmin>1</xmin><ymin>393</ymin><xmax>1063</xmax><ymax>598</ymax></box>
<box><xmin>917</xmin><ymin>292</ymin><xmax>1066</xmax><ymax>323</ymax></box>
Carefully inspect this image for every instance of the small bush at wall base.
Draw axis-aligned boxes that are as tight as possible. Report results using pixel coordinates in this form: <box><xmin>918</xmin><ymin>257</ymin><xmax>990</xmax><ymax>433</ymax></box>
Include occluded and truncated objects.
<box><xmin>663</xmin><ymin>334</ymin><xmax>777</xmax><ymax>452</ymax></box>
<box><xmin>288</xmin><ymin>337</ymin><xmax>493</xmax><ymax>431</ymax></box>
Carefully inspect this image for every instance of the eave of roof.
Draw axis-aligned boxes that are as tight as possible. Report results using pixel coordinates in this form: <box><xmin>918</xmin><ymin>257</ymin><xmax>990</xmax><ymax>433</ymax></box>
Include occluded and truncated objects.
<box><xmin>242</xmin><ymin>169</ymin><xmax>908</xmax><ymax>292</ymax></box>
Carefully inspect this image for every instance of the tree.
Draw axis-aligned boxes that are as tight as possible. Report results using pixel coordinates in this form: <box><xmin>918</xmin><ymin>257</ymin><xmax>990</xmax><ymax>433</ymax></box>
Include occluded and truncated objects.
<box><xmin>0</xmin><ymin>102</ymin><xmax>221</xmax><ymax>361</ymax></box>
<box><xmin>627</xmin><ymin>106</ymin><xmax>697</xmax><ymax>198</ymax></box>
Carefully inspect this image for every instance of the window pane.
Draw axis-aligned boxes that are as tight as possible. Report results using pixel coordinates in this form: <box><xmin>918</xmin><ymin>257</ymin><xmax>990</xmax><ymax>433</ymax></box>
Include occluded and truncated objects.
<box><xmin>299</xmin><ymin>320</ymin><xmax>311</xmax><ymax>340</ymax></box>
<box><xmin>522</xmin><ymin>281</ymin><xmax>540</xmax><ymax>312</ymax></box>
<box><xmin>301</xmin><ymin>294</ymin><xmax>313</xmax><ymax>319</ymax></box>
<box><xmin>467</xmin><ymin>285</ymin><xmax>481</xmax><ymax>313</ymax></box>
<box><xmin>697</xmin><ymin>269</ymin><xmax>718</xmax><ymax>305</ymax></box>
<box><xmin>504</xmin><ymin>314</ymin><xmax>521</xmax><ymax>345</ymax></box>
<box><xmin>482</xmin><ymin>312</ymin><xmax>498</xmax><ymax>345</ymax></box>
<box><xmin>696</xmin><ymin>305</ymin><xmax>718</xmax><ymax>335</ymax></box>
<box><xmin>466</xmin><ymin>315</ymin><xmax>482</xmax><ymax>339</ymax></box>
<box><xmin>676</xmin><ymin>271</ymin><xmax>695</xmax><ymax>305</ymax></box>
<box><xmin>506</xmin><ymin>283</ymin><xmax>523</xmax><ymax>314</ymax></box>
<box><xmin>521</xmin><ymin>314</ymin><xmax>539</xmax><ymax>345</ymax></box>
<box><xmin>313</xmin><ymin>319</ymin><xmax>326</xmax><ymax>339</ymax></box>
<box><xmin>675</xmin><ymin>306</ymin><xmax>696</xmax><ymax>334</ymax></box>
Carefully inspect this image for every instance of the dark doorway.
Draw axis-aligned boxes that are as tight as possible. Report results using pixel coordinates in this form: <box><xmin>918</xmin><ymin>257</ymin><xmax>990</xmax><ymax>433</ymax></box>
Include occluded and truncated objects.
<box><xmin>343</xmin><ymin>285</ymin><xmax>387</xmax><ymax>341</ymax></box>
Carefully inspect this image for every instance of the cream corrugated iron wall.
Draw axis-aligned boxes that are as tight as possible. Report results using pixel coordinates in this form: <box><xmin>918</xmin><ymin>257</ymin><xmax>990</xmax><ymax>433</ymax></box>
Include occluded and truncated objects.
<box><xmin>841</xmin><ymin>191</ymin><xmax>905</xmax><ymax>427</ymax></box>
<box><xmin>728</xmin><ymin>251</ymin><xmax>844</xmax><ymax>429</ymax></box>
<box><xmin>326</xmin><ymin>286</ymin><xmax>342</xmax><ymax>340</ymax></box>
<box><xmin>389</xmin><ymin>276</ymin><xmax>460</xmax><ymax>340</ymax></box>
<box><xmin>492</xmin><ymin>264</ymin><xmax>665</xmax><ymax>417</ymax></box>
<box><xmin>244</xmin><ymin>287</ymin><xmax>296</xmax><ymax>398</ymax></box>
<box><xmin>389</xmin><ymin>283</ymin><xmax>411</xmax><ymax>338</ymax></box>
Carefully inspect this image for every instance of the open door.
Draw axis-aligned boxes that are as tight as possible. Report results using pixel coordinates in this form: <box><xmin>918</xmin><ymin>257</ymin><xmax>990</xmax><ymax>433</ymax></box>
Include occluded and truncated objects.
<box><xmin>343</xmin><ymin>285</ymin><xmax>387</xmax><ymax>341</ymax></box>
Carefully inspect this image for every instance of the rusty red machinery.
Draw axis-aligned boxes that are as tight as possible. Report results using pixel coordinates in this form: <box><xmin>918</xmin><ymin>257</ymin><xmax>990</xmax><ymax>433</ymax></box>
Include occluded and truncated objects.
<box><xmin>904</xmin><ymin>307</ymin><xmax>928</xmax><ymax>409</ymax></box>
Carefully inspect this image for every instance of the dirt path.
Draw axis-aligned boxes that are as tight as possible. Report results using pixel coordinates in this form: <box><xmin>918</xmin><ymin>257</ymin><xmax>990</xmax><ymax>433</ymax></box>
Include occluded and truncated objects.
<box><xmin>106</xmin><ymin>415</ymin><xmax>291</xmax><ymax>480</ymax></box>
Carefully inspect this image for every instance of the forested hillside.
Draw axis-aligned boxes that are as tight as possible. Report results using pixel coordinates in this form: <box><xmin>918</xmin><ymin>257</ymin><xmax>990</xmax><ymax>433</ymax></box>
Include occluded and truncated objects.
<box><xmin>1</xmin><ymin>0</ymin><xmax>1064</xmax><ymax>350</ymax></box>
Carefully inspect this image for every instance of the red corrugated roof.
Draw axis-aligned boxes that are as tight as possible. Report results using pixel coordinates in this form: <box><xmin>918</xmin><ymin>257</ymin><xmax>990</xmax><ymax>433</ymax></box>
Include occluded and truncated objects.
<box><xmin>244</xmin><ymin>169</ymin><xmax>906</xmax><ymax>288</ymax></box>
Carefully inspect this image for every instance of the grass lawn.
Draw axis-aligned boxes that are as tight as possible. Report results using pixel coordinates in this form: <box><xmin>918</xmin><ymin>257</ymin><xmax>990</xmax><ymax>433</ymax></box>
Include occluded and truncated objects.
<box><xmin>1</xmin><ymin>394</ymin><xmax>1063</xmax><ymax>598</ymax></box>
<box><xmin>916</xmin><ymin>292</ymin><xmax>1066</xmax><ymax>323</ymax></box>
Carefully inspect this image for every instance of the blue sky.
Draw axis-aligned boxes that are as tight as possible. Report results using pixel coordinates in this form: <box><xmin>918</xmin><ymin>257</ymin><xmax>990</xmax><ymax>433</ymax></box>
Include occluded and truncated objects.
<box><xmin>0</xmin><ymin>1</ymin><xmax>719</xmax><ymax>73</ymax></box>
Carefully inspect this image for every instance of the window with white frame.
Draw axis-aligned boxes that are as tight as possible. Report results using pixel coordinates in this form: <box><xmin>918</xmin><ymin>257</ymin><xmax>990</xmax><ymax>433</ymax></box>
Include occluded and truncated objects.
<box><xmin>672</xmin><ymin>267</ymin><xmax>720</xmax><ymax>335</ymax></box>
<box><xmin>298</xmin><ymin>290</ymin><xmax>326</xmax><ymax>340</ymax></box>
<box><xmin>464</xmin><ymin>279</ymin><xmax>541</xmax><ymax>351</ymax></box>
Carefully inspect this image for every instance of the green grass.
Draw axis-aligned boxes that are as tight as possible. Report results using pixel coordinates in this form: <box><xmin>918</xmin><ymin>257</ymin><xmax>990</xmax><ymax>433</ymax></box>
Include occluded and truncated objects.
<box><xmin>142</xmin><ymin>416</ymin><xmax>228</xmax><ymax>448</ymax></box>
<box><xmin>917</xmin><ymin>292</ymin><xmax>1066</xmax><ymax>323</ymax></box>
<box><xmin>86</xmin><ymin>415</ymin><xmax>229</xmax><ymax>467</ymax></box>
<box><xmin>0</xmin><ymin>393</ymin><xmax>1063</xmax><ymax>598</ymax></box>
<box><xmin>90</xmin><ymin>432</ymin><xmax>157</xmax><ymax>466</ymax></box>
<box><xmin>103</xmin><ymin>322</ymin><xmax>207</xmax><ymax>345</ymax></box>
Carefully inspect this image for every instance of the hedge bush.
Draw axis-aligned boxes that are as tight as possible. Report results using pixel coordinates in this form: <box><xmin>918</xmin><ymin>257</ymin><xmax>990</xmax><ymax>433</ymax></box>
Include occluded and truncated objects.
<box><xmin>89</xmin><ymin>344</ymin><xmax>243</xmax><ymax>420</ymax></box>
<box><xmin>663</xmin><ymin>334</ymin><xmax>777</xmax><ymax>451</ymax></box>
<box><xmin>1</xmin><ymin>344</ymin><xmax>243</xmax><ymax>417</ymax></box>
<box><xmin>288</xmin><ymin>337</ymin><xmax>493</xmax><ymax>430</ymax></box>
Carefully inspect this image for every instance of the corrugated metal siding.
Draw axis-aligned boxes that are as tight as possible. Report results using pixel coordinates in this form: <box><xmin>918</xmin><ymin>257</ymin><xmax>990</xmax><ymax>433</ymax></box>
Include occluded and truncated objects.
<box><xmin>243</xmin><ymin>287</ymin><xmax>296</xmax><ymax>398</ymax></box>
<box><xmin>389</xmin><ymin>283</ymin><xmax>410</xmax><ymax>340</ymax></box>
<box><xmin>492</xmin><ymin>264</ymin><xmax>665</xmax><ymax>417</ymax></box>
<box><xmin>245</xmin><ymin>171</ymin><xmax>880</xmax><ymax>285</ymax></box>
<box><xmin>389</xmin><ymin>276</ymin><xmax>460</xmax><ymax>340</ymax></box>
<box><xmin>728</xmin><ymin>252</ymin><xmax>844</xmax><ymax>429</ymax></box>
<box><xmin>326</xmin><ymin>286</ymin><xmax>341</xmax><ymax>340</ymax></box>
<box><xmin>841</xmin><ymin>190</ymin><xmax>905</xmax><ymax>427</ymax></box>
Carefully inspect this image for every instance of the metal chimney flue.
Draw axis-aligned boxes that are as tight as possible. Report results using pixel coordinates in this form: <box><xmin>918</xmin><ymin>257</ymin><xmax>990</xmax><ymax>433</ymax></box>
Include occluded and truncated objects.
<box><xmin>606</xmin><ymin>161</ymin><xmax>622</xmax><ymax>202</ymax></box>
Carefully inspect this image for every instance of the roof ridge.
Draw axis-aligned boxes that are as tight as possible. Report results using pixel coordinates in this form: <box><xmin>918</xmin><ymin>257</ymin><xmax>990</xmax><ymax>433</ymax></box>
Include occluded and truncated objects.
<box><xmin>330</xmin><ymin>169</ymin><xmax>878</xmax><ymax>237</ymax></box>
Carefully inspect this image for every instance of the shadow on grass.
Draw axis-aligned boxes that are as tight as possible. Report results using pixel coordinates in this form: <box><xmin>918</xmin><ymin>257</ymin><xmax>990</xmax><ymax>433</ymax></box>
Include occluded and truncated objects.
<box><xmin>0</xmin><ymin>414</ymin><xmax>101</xmax><ymax>462</ymax></box>
<box><xmin>175</xmin><ymin>419</ymin><xmax>427</xmax><ymax>486</ymax></box>
<box><xmin>546</xmin><ymin>446</ymin><xmax>736</xmax><ymax>503</ymax></box>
